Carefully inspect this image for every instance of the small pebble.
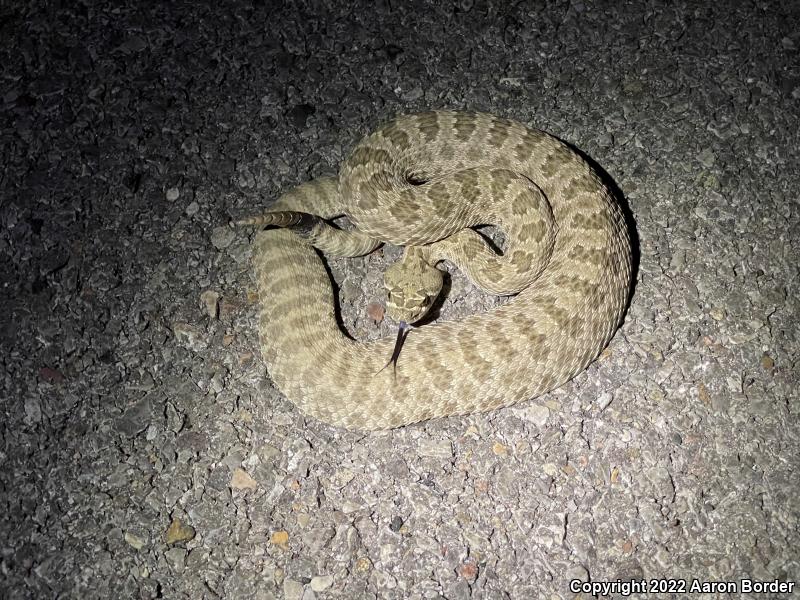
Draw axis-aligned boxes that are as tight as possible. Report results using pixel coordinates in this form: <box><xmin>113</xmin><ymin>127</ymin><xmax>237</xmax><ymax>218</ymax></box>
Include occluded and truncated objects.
<box><xmin>200</xmin><ymin>290</ymin><xmax>220</xmax><ymax>319</ymax></box>
<box><xmin>165</xmin><ymin>519</ymin><xmax>195</xmax><ymax>545</ymax></box>
<box><xmin>230</xmin><ymin>468</ymin><xmax>258</xmax><ymax>490</ymax></box>
<box><xmin>211</xmin><ymin>225</ymin><xmax>236</xmax><ymax>249</ymax></box>
<box><xmin>366</xmin><ymin>301</ymin><xmax>385</xmax><ymax>322</ymax></box>
<box><xmin>310</xmin><ymin>575</ymin><xmax>334</xmax><ymax>592</ymax></box>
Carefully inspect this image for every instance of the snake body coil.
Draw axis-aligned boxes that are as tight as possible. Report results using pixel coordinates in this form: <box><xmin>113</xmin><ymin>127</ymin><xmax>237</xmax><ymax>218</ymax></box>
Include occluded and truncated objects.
<box><xmin>244</xmin><ymin>111</ymin><xmax>631</xmax><ymax>430</ymax></box>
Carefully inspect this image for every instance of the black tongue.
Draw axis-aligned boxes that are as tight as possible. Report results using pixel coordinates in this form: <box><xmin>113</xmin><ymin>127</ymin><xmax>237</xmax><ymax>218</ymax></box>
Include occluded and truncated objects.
<box><xmin>377</xmin><ymin>321</ymin><xmax>414</xmax><ymax>376</ymax></box>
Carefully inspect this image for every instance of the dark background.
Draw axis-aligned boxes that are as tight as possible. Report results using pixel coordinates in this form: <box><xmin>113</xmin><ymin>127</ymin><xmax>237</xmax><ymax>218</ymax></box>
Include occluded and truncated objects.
<box><xmin>1</xmin><ymin>1</ymin><xmax>798</xmax><ymax>598</ymax></box>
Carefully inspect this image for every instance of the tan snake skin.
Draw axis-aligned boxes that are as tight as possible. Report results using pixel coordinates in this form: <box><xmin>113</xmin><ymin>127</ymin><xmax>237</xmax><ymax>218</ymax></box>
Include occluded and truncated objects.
<box><xmin>241</xmin><ymin>111</ymin><xmax>631</xmax><ymax>430</ymax></box>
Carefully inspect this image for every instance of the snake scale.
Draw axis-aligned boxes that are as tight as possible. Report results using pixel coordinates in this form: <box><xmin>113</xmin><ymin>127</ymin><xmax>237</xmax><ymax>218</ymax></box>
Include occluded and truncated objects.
<box><xmin>237</xmin><ymin>111</ymin><xmax>632</xmax><ymax>430</ymax></box>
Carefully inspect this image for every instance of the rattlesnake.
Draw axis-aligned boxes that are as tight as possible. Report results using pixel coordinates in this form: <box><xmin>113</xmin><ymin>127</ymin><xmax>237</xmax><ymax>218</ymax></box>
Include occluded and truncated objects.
<box><xmin>236</xmin><ymin>111</ymin><xmax>632</xmax><ymax>430</ymax></box>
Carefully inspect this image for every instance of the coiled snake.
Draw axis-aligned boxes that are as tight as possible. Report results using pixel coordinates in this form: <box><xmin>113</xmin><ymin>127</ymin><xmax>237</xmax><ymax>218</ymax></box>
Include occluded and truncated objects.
<box><xmin>235</xmin><ymin>111</ymin><xmax>631</xmax><ymax>430</ymax></box>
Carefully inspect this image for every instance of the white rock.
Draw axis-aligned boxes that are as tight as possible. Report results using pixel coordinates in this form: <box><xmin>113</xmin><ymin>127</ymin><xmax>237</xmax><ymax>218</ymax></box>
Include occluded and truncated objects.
<box><xmin>310</xmin><ymin>575</ymin><xmax>333</xmax><ymax>592</ymax></box>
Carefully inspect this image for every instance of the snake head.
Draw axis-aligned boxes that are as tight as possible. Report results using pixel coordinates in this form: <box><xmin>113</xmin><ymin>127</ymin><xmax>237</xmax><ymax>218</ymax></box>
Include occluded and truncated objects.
<box><xmin>384</xmin><ymin>250</ymin><xmax>443</xmax><ymax>323</ymax></box>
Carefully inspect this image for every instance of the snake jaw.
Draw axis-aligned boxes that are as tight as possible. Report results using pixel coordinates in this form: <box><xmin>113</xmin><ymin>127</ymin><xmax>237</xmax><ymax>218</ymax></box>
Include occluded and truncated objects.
<box><xmin>384</xmin><ymin>259</ymin><xmax>443</xmax><ymax>323</ymax></box>
<box><xmin>386</xmin><ymin>293</ymin><xmax>435</xmax><ymax>323</ymax></box>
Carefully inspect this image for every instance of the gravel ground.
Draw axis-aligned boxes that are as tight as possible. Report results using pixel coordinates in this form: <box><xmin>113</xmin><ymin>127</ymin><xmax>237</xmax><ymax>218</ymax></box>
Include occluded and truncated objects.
<box><xmin>2</xmin><ymin>1</ymin><xmax>799</xmax><ymax>599</ymax></box>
